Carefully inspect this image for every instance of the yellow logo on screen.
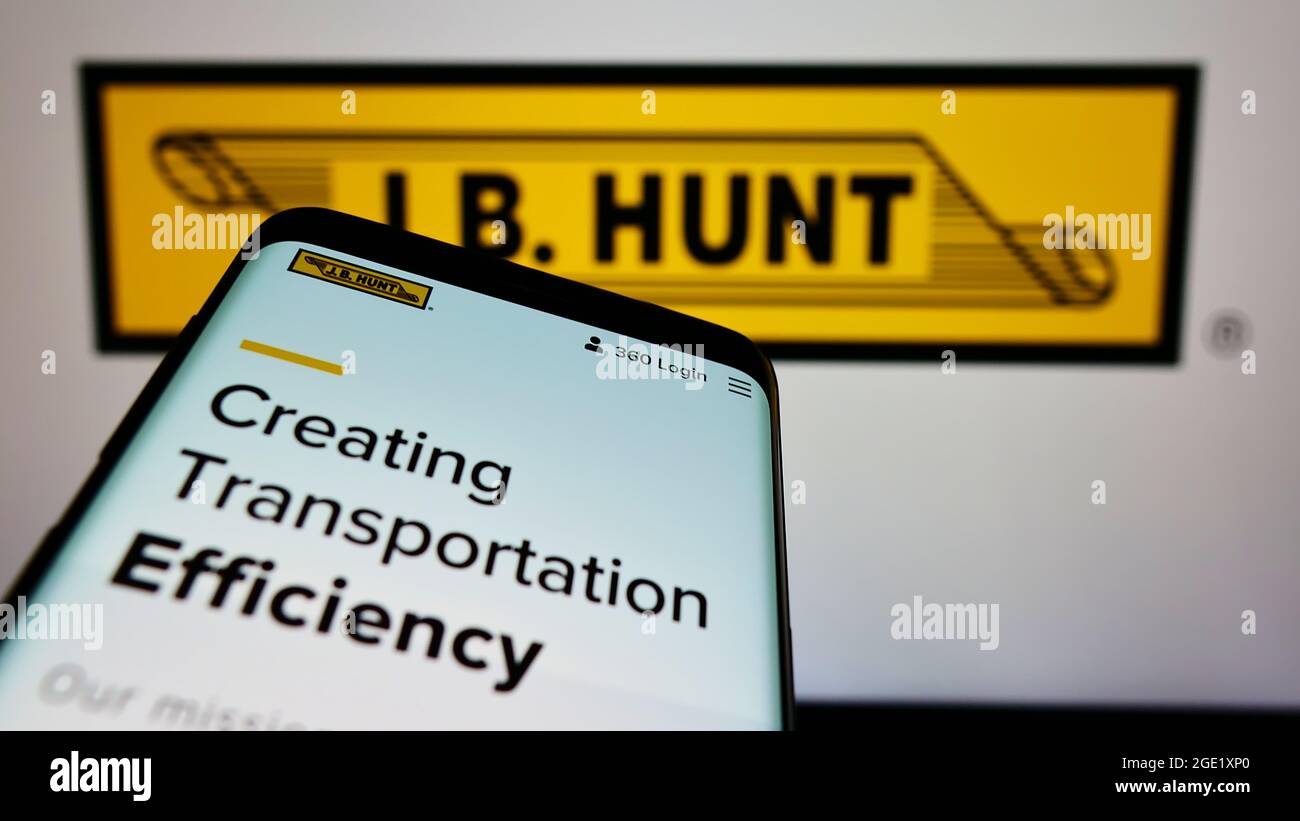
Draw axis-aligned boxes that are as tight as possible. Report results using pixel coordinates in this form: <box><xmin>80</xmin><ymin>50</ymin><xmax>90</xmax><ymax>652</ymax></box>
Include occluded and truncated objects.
<box><xmin>85</xmin><ymin>67</ymin><xmax>1195</xmax><ymax>359</ymax></box>
<box><xmin>288</xmin><ymin>250</ymin><xmax>430</xmax><ymax>310</ymax></box>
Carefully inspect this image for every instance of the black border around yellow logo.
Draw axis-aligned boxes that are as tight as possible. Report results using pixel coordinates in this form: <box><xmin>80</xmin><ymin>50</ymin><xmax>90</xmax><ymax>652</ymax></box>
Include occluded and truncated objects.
<box><xmin>83</xmin><ymin>64</ymin><xmax>1197</xmax><ymax>362</ymax></box>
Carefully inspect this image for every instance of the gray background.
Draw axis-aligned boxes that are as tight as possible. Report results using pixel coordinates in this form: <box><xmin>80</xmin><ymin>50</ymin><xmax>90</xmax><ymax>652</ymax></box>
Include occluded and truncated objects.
<box><xmin>1</xmin><ymin>0</ymin><xmax>1296</xmax><ymax>705</ymax></box>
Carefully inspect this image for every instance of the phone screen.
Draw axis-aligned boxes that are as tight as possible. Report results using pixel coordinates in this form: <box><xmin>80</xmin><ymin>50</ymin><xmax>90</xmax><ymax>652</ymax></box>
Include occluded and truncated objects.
<box><xmin>0</xmin><ymin>236</ymin><xmax>785</xmax><ymax>729</ymax></box>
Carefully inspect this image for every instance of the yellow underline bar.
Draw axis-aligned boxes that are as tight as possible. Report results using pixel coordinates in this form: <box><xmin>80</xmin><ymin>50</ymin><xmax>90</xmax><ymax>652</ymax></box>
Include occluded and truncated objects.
<box><xmin>239</xmin><ymin>339</ymin><xmax>343</xmax><ymax>375</ymax></box>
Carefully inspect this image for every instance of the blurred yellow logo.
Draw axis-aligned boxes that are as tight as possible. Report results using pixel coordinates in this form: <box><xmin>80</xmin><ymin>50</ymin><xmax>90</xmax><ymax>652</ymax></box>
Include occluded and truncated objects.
<box><xmin>84</xmin><ymin>66</ymin><xmax>1195</xmax><ymax>360</ymax></box>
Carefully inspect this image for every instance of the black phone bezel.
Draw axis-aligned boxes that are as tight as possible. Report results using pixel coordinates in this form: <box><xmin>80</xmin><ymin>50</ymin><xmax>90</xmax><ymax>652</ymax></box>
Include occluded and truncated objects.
<box><xmin>2</xmin><ymin>207</ymin><xmax>794</xmax><ymax>730</ymax></box>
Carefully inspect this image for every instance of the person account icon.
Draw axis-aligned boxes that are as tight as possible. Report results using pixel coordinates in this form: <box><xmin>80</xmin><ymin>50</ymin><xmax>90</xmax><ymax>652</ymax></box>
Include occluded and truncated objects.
<box><xmin>584</xmin><ymin>336</ymin><xmax>604</xmax><ymax>354</ymax></box>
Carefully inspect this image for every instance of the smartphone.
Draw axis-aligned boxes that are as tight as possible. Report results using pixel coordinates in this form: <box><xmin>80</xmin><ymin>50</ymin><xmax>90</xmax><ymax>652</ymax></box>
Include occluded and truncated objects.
<box><xmin>0</xmin><ymin>208</ymin><xmax>791</xmax><ymax>730</ymax></box>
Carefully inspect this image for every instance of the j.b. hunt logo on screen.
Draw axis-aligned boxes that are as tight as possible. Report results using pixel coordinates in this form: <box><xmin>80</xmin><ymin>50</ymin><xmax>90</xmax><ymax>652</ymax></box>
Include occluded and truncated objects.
<box><xmin>287</xmin><ymin>249</ymin><xmax>432</xmax><ymax>309</ymax></box>
<box><xmin>86</xmin><ymin>67</ymin><xmax>1194</xmax><ymax>358</ymax></box>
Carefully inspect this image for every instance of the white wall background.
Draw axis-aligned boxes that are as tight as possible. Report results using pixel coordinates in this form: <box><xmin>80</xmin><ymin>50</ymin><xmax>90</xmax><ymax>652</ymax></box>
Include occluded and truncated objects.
<box><xmin>1</xmin><ymin>0</ymin><xmax>1296</xmax><ymax>705</ymax></box>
